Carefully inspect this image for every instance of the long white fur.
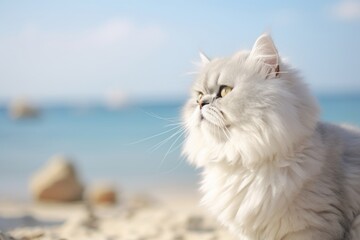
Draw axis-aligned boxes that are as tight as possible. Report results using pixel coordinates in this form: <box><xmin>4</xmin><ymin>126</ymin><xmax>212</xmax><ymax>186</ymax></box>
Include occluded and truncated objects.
<box><xmin>182</xmin><ymin>34</ymin><xmax>360</xmax><ymax>240</ymax></box>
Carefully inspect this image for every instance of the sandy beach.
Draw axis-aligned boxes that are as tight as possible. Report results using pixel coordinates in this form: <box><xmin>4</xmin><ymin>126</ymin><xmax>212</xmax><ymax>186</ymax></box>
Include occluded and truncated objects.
<box><xmin>0</xmin><ymin>132</ymin><xmax>234</xmax><ymax>240</ymax></box>
<box><xmin>0</xmin><ymin>189</ymin><xmax>235</xmax><ymax>240</ymax></box>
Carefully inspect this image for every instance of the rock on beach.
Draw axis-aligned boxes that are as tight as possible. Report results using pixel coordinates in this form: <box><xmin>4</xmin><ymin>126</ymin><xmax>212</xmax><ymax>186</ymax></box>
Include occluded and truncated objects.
<box><xmin>29</xmin><ymin>155</ymin><xmax>84</xmax><ymax>202</ymax></box>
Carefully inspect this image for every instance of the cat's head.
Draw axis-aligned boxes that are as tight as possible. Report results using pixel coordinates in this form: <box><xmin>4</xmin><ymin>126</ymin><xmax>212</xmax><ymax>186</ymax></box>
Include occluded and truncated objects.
<box><xmin>182</xmin><ymin>34</ymin><xmax>319</xmax><ymax>168</ymax></box>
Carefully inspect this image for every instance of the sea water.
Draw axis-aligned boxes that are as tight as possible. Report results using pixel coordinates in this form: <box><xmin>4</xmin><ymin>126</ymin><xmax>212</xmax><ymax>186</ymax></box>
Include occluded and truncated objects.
<box><xmin>0</xmin><ymin>94</ymin><xmax>359</xmax><ymax>200</ymax></box>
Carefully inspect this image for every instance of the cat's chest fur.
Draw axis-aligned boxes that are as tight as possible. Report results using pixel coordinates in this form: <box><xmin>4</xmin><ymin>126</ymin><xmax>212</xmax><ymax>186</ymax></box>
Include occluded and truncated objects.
<box><xmin>198</xmin><ymin>140</ymin><xmax>327</xmax><ymax>239</ymax></box>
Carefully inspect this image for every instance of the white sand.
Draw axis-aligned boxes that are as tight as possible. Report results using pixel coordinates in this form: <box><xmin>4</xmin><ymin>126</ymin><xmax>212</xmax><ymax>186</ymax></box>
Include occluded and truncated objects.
<box><xmin>0</xmin><ymin>191</ymin><xmax>235</xmax><ymax>240</ymax></box>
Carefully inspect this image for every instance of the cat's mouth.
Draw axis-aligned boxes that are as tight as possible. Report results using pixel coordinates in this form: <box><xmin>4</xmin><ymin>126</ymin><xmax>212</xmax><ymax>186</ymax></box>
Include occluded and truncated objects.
<box><xmin>200</xmin><ymin>107</ymin><xmax>228</xmax><ymax>128</ymax></box>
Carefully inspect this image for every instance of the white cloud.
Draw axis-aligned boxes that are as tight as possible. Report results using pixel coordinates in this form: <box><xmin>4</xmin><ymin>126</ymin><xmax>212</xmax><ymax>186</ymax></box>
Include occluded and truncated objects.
<box><xmin>12</xmin><ymin>19</ymin><xmax>165</xmax><ymax>51</ymax></box>
<box><xmin>331</xmin><ymin>0</ymin><xmax>360</xmax><ymax>21</ymax></box>
<box><xmin>270</xmin><ymin>9</ymin><xmax>301</xmax><ymax>27</ymax></box>
<box><xmin>0</xmin><ymin>19</ymin><xmax>167</xmax><ymax>101</ymax></box>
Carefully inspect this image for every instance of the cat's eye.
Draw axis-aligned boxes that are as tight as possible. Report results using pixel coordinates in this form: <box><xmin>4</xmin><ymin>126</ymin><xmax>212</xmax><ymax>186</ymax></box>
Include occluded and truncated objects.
<box><xmin>220</xmin><ymin>86</ymin><xmax>232</xmax><ymax>97</ymax></box>
<box><xmin>197</xmin><ymin>92</ymin><xmax>203</xmax><ymax>102</ymax></box>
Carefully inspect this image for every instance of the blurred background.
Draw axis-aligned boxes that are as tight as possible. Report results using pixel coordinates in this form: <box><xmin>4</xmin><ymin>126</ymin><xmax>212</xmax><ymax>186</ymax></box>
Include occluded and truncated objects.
<box><xmin>0</xmin><ymin>0</ymin><xmax>360</xmax><ymax>201</ymax></box>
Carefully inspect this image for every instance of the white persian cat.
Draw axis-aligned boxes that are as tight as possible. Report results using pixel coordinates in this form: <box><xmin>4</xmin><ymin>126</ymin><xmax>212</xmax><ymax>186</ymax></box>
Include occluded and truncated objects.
<box><xmin>182</xmin><ymin>33</ymin><xmax>360</xmax><ymax>240</ymax></box>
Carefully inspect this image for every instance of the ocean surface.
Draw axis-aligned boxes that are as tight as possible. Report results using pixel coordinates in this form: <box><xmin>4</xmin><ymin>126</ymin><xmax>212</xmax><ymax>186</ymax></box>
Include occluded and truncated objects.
<box><xmin>1</xmin><ymin>94</ymin><xmax>360</xmax><ymax>200</ymax></box>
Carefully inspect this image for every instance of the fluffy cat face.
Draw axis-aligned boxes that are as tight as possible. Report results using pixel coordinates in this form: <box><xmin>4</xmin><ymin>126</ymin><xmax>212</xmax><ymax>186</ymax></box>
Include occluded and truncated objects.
<box><xmin>182</xmin><ymin>34</ymin><xmax>319</xmax><ymax>168</ymax></box>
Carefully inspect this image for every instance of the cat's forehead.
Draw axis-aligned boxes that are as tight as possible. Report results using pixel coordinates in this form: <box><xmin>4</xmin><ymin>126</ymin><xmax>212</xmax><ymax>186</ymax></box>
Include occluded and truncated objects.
<box><xmin>195</xmin><ymin>56</ymin><xmax>245</xmax><ymax>91</ymax></box>
<box><xmin>200</xmin><ymin>60</ymin><xmax>225</xmax><ymax>89</ymax></box>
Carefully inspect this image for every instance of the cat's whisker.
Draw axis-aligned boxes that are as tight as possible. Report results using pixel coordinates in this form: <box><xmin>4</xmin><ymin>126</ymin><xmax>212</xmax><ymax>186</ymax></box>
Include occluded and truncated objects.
<box><xmin>139</xmin><ymin>109</ymin><xmax>178</xmax><ymax>123</ymax></box>
<box><xmin>216</xmin><ymin>125</ymin><xmax>223</xmax><ymax>141</ymax></box>
<box><xmin>168</xmin><ymin>137</ymin><xmax>186</xmax><ymax>154</ymax></box>
<box><xmin>127</xmin><ymin>125</ymin><xmax>182</xmax><ymax>145</ymax></box>
<box><xmin>149</xmin><ymin>128</ymin><xmax>184</xmax><ymax>152</ymax></box>
<box><xmin>170</xmin><ymin>112</ymin><xmax>196</xmax><ymax>160</ymax></box>
<box><xmin>158</xmin><ymin>128</ymin><xmax>187</xmax><ymax>168</ymax></box>
<box><xmin>222</xmin><ymin>127</ymin><xmax>232</xmax><ymax>143</ymax></box>
<box><xmin>223</xmin><ymin>126</ymin><xmax>243</xmax><ymax>157</ymax></box>
<box><xmin>222</xmin><ymin>124</ymin><xmax>231</xmax><ymax>139</ymax></box>
<box><xmin>165</xmin><ymin>121</ymin><xmax>185</xmax><ymax>128</ymax></box>
<box><xmin>158</xmin><ymin>154</ymin><xmax>188</xmax><ymax>175</ymax></box>
<box><xmin>213</xmin><ymin>117</ymin><xmax>224</xmax><ymax>139</ymax></box>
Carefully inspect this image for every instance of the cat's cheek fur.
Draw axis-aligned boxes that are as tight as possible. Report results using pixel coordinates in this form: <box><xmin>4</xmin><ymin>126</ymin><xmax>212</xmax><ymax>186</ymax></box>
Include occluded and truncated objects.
<box><xmin>182</xmin><ymin>106</ymin><xmax>240</xmax><ymax>167</ymax></box>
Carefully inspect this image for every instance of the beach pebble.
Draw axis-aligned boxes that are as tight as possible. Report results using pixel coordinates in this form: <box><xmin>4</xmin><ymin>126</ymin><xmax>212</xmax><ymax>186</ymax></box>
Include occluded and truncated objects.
<box><xmin>186</xmin><ymin>215</ymin><xmax>204</xmax><ymax>231</ymax></box>
<box><xmin>9</xmin><ymin>227</ymin><xmax>45</xmax><ymax>240</ymax></box>
<box><xmin>173</xmin><ymin>233</ymin><xmax>185</xmax><ymax>240</ymax></box>
<box><xmin>0</xmin><ymin>232</ymin><xmax>16</xmax><ymax>240</ymax></box>
<box><xmin>29</xmin><ymin>155</ymin><xmax>84</xmax><ymax>202</ymax></box>
<box><xmin>186</xmin><ymin>215</ymin><xmax>216</xmax><ymax>233</ymax></box>
<box><xmin>128</xmin><ymin>194</ymin><xmax>156</xmax><ymax>209</ymax></box>
<box><xmin>124</xmin><ymin>194</ymin><xmax>157</xmax><ymax>219</ymax></box>
<box><xmin>186</xmin><ymin>232</ymin><xmax>218</xmax><ymax>240</ymax></box>
<box><xmin>88</xmin><ymin>184</ymin><xmax>118</xmax><ymax>205</ymax></box>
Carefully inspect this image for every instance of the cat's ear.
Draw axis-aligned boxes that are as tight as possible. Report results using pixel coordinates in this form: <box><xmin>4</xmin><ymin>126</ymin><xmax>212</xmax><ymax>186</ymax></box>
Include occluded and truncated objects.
<box><xmin>199</xmin><ymin>51</ymin><xmax>210</xmax><ymax>66</ymax></box>
<box><xmin>249</xmin><ymin>34</ymin><xmax>280</xmax><ymax>78</ymax></box>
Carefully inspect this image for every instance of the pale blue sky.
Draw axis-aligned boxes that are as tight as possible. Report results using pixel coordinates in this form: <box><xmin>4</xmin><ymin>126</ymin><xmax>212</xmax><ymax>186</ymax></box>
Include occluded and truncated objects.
<box><xmin>0</xmin><ymin>0</ymin><xmax>359</xmax><ymax>103</ymax></box>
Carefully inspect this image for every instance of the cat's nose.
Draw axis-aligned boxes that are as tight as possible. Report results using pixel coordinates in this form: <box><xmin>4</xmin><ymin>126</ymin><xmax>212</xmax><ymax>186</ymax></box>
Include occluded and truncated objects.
<box><xmin>199</xmin><ymin>100</ymin><xmax>209</xmax><ymax>109</ymax></box>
